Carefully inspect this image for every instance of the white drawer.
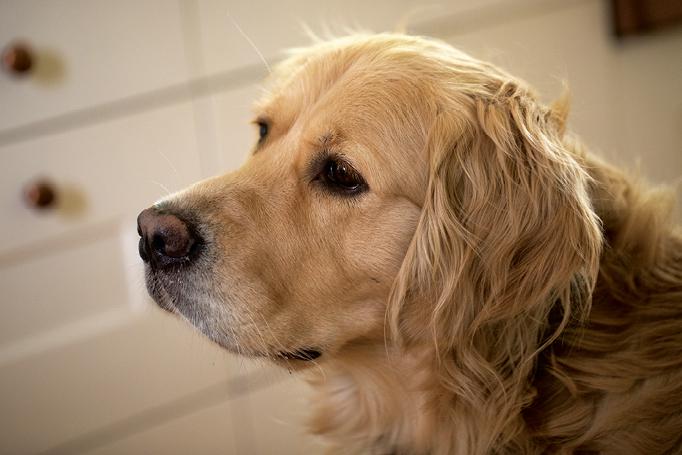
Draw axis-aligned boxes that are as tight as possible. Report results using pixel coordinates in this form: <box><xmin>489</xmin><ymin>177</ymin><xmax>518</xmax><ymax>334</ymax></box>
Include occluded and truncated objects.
<box><xmin>0</xmin><ymin>311</ymin><xmax>246</xmax><ymax>455</ymax></box>
<box><xmin>82</xmin><ymin>375</ymin><xmax>324</xmax><ymax>455</ymax></box>
<box><xmin>0</xmin><ymin>0</ymin><xmax>189</xmax><ymax>131</ymax></box>
<box><xmin>0</xmin><ymin>102</ymin><xmax>201</xmax><ymax>257</ymax></box>
<box><xmin>82</xmin><ymin>400</ymin><xmax>241</xmax><ymax>455</ymax></box>
<box><xmin>0</xmin><ymin>232</ymin><xmax>131</xmax><ymax>348</ymax></box>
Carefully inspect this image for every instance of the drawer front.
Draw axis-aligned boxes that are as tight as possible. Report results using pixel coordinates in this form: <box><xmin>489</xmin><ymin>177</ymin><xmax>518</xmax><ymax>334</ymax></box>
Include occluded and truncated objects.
<box><xmin>82</xmin><ymin>376</ymin><xmax>324</xmax><ymax>455</ymax></box>
<box><xmin>0</xmin><ymin>102</ymin><xmax>201</xmax><ymax>257</ymax></box>
<box><xmin>0</xmin><ymin>311</ymin><xmax>246</xmax><ymax>455</ymax></box>
<box><xmin>0</xmin><ymin>0</ymin><xmax>189</xmax><ymax>131</ymax></box>
<box><xmin>0</xmin><ymin>231</ymin><xmax>131</xmax><ymax>349</ymax></box>
<box><xmin>82</xmin><ymin>399</ymin><xmax>241</xmax><ymax>455</ymax></box>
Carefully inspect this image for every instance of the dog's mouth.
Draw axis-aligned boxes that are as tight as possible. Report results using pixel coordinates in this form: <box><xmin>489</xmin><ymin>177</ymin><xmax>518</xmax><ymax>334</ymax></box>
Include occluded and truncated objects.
<box><xmin>277</xmin><ymin>348</ymin><xmax>322</xmax><ymax>362</ymax></box>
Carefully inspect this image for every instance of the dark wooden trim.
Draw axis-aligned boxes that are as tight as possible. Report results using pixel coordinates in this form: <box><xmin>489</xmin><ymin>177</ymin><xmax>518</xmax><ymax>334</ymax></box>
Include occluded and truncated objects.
<box><xmin>612</xmin><ymin>0</ymin><xmax>682</xmax><ymax>37</ymax></box>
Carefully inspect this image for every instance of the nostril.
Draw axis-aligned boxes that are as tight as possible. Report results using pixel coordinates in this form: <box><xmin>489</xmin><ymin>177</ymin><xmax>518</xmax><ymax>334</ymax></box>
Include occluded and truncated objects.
<box><xmin>151</xmin><ymin>233</ymin><xmax>166</xmax><ymax>255</ymax></box>
<box><xmin>153</xmin><ymin>221</ymin><xmax>194</xmax><ymax>258</ymax></box>
<box><xmin>138</xmin><ymin>237</ymin><xmax>149</xmax><ymax>262</ymax></box>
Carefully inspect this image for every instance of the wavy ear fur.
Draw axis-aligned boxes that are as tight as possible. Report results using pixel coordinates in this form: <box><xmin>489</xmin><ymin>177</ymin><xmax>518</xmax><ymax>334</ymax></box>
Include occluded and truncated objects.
<box><xmin>389</xmin><ymin>81</ymin><xmax>602</xmax><ymax>451</ymax></box>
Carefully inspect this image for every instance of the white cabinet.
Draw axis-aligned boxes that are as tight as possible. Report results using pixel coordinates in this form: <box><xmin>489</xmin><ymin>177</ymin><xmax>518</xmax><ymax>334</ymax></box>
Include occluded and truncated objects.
<box><xmin>0</xmin><ymin>2</ymin><xmax>250</xmax><ymax>453</ymax></box>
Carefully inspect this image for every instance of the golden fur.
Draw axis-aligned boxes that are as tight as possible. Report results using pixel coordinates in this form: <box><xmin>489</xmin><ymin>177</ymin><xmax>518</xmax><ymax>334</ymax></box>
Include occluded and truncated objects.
<box><xmin>145</xmin><ymin>34</ymin><xmax>682</xmax><ymax>454</ymax></box>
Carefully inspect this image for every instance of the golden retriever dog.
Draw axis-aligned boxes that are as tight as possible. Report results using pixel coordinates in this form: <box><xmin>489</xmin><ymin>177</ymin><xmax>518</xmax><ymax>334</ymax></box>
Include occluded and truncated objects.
<box><xmin>137</xmin><ymin>34</ymin><xmax>682</xmax><ymax>454</ymax></box>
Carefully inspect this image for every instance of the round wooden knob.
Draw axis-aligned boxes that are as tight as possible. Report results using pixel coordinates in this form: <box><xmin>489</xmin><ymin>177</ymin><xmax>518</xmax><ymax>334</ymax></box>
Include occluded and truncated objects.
<box><xmin>2</xmin><ymin>42</ymin><xmax>33</xmax><ymax>76</ymax></box>
<box><xmin>24</xmin><ymin>180</ymin><xmax>57</xmax><ymax>210</ymax></box>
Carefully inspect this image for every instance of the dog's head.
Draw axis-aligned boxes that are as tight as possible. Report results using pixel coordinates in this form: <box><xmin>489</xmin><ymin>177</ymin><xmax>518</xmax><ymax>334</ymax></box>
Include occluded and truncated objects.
<box><xmin>138</xmin><ymin>34</ymin><xmax>601</xmax><ymax>370</ymax></box>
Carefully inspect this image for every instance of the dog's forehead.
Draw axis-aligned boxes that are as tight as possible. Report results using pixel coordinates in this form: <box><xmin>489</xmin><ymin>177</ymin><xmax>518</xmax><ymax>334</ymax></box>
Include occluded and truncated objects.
<box><xmin>258</xmin><ymin>52</ymin><xmax>432</xmax><ymax>183</ymax></box>
<box><xmin>267</xmin><ymin>54</ymin><xmax>430</xmax><ymax>121</ymax></box>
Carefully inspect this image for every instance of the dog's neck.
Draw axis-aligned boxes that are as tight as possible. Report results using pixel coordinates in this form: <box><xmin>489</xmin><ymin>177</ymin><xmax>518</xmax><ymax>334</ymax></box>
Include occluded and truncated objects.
<box><xmin>305</xmin><ymin>342</ymin><xmax>527</xmax><ymax>455</ymax></box>
<box><xmin>304</xmin><ymin>342</ymin><xmax>445</xmax><ymax>455</ymax></box>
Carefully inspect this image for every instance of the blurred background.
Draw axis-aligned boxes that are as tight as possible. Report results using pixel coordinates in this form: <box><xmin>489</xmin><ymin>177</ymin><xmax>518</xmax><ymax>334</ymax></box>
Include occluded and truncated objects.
<box><xmin>0</xmin><ymin>0</ymin><xmax>680</xmax><ymax>454</ymax></box>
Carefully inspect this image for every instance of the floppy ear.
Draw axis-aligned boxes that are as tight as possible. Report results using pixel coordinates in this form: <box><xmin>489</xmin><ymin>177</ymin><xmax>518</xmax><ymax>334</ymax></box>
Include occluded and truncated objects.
<box><xmin>388</xmin><ymin>82</ymin><xmax>602</xmax><ymax>443</ymax></box>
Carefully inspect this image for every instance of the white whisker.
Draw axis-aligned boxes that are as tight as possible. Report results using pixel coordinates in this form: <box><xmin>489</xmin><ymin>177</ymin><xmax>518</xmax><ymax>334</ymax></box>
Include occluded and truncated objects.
<box><xmin>157</xmin><ymin>149</ymin><xmax>181</xmax><ymax>181</ymax></box>
<box><xmin>149</xmin><ymin>180</ymin><xmax>172</xmax><ymax>197</ymax></box>
<box><xmin>226</xmin><ymin>10</ymin><xmax>272</xmax><ymax>74</ymax></box>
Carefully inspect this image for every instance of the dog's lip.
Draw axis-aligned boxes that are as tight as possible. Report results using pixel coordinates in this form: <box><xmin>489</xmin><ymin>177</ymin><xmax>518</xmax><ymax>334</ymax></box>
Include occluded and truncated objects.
<box><xmin>144</xmin><ymin>272</ymin><xmax>175</xmax><ymax>313</ymax></box>
<box><xmin>144</xmin><ymin>266</ymin><xmax>191</xmax><ymax>312</ymax></box>
<box><xmin>277</xmin><ymin>348</ymin><xmax>322</xmax><ymax>361</ymax></box>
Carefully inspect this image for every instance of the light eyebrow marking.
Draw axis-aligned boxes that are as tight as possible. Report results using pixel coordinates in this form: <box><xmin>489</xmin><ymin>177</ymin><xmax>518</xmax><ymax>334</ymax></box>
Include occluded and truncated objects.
<box><xmin>318</xmin><ymin>133</ymin><xmax>333</xmax><ymax>147</ymax></box>
<box><xmin>316</xmin><ymin>130</ymin><xmax>344</xmax><ymax>149</ymax></box>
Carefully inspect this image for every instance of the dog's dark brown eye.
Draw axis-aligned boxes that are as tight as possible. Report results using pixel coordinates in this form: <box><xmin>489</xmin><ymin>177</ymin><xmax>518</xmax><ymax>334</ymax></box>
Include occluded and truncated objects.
<box><xmin>257</xmin><ymin>121</ymin><xmax>269</xmax><ymax>142</ymax></box>
<box><xmin>322</xmin><ymin>158</ymin><xmax>367</xmax><ymax>194</ymax></box>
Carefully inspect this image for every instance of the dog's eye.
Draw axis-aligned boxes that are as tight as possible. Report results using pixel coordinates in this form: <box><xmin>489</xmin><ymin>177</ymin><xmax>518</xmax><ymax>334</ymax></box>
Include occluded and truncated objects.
<box><xmin>257</xmin><ymin>120</ymin><xmax>269</xmax><ymax>142</ymax></box>
<box><xmin>321</xmin><ymin>158</ymin><xmax>367</xmax><ymax>194</ymax></box>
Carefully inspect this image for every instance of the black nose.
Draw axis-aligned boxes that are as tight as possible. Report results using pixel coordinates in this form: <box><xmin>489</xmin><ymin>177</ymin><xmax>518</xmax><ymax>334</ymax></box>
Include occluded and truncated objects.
<box><xmin>137</xmin><ymin>207</ymin><xmax>198</xmax><ymax>268</ymax></box>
